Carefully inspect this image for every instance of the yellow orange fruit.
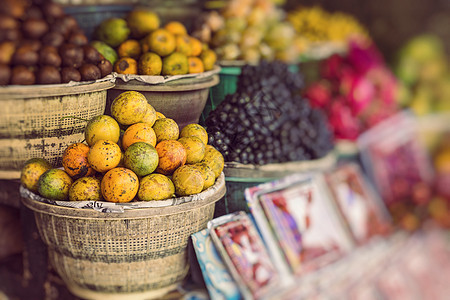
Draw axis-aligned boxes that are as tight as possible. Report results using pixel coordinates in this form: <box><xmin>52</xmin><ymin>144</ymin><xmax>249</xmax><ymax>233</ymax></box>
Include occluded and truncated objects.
<box><xmin>162</xmin><ymin>52</ymin><xmax>189</xmax><ymax>76</ymax></box>
<box><xmin>172</xmin><ymin>165</ymin><xmax>204</xmax><ymax>196</ymax></box>
<box><xmin>62</xmin><ymin>143</ymin><xmax>95</xmax><ymax>179</ymax></box>
<box><xmin>164</xmin><ymin>21</ymin><xmax>187</xmax><ymax>36</ymax></box>
<box><xmin>20</xmin><ymin>158</ymin><xmax>52</xmax><ymax>193</ymax></box>
<box><xmin>152</xmin><ymin>118</ymin><xmax>179</xmax><ymax>142</ymax></box>
<box><xmin>69</xmin><ymin>177</ymin><xmax>102</xmax><ymax>201</ymax></box>
<box><xmin>138</xmin><ymin>173</ymin><xmax>175</xmax><ymax>201</ymax></box>
<box><xmin>147</xmin><ymin>29</ymin><xmax>176</xmax><ymax>57</ymax></box>
<box><xmin>180</xmin><ymin>123</ymin><xmax>208</xmax><ymax>145</ymax></box>
<box><xmin>122</xmin><ymin>122</ymin><xmax>157</xmax><ymax>150</ymax></box>
<box><xmin>138</xmin><ymin>52</ymin><xmax>162</xmax><ymax>75</ymax></box>
<box><xmin>178</xmin><ymin>136</ymin><xmax>205</xmax><ymax>164</ymax></box>
<box><xmin>188</xmin><ymin>56</ymin><xmax>204</xmax><ymax>74</ymax></box>
<box><xmin>141</xmin><ymin>103</ymin><xmax>157</xmax><ymax>126</ymax></box>
<box><xmin>117</xmin><ymin>39</ymin><xmax>141</xmax><ymax>59</ymax></box>
<box><xmin>155</xmin><ymin>140</ymin><xmax>187</xmax><ymax>175</ymax></box>
<box><xmin>200</xmin><ymin>49</ymin><xmax>217</xmax><ymax>71</ymax></box>
<box><xmin>192</xmin><ymin>162</ymin><xmax>215</xmax><ymax>191</ymax></box>
<box><xmin>110</xmin><ymin>91</ymin><xmax>148</xmax><ymax>125</ymax></box>
<box><xmin>101</xmin><ymin>167</ymin><xmax>139</xmax><ymax>203</ymax></box>
<box><xmin>85</xmin><ymin>115</ymin><xmax>121</xmax><ymax>146</ymax></box>
<box><xmin>127</xmin><ymin>9</ymin><xmax>160</xmax><ymax>39</ymax></box>
<box><xmin>123</xmin><ymin>141</ymin><xmax>159</xmax><ymax>177</ymax></box>
<box><xmin>156</xmin><ymin>111</ymin><xmax>166</xmax><ymax>119</ymax></box>
<box><xmin>201</xmin><ymin>145</ymin><xmax>224</xmax><ymax>178</ymax></box>
<box><xmin>113</xmin><ymin>57</ymin><xmax>138</xmax><ymax>74</ymax></box>
<box><xmin>175</xmin><ymin>35</ymin><xmax>193</xmax><ymax>56</ymax></box>
<box><xmin>38</xmin><ymin>169</ymin><xmax>73</xmax><ymax>200</ymax></box>
<box><xmin>87</xmin><ymin>140</ymin><xmax>122</xmax><ymax>173</ymax></box>
<box><xmin>188</xmin><ymin>36</ymin><xmax>203</xmax><ymax>56</ymax></box>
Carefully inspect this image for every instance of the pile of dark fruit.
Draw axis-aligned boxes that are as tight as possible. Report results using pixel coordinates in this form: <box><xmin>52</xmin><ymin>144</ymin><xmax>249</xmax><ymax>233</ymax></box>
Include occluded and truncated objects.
<box><xmin>0</xmin><ymin>0</ymin><xmax>113</xmax><ymax>85</ymax></box>
<box><xmin>205</xmin><ymin>61</ymin><xmax>334</xmax><ymax>165</ymax></box>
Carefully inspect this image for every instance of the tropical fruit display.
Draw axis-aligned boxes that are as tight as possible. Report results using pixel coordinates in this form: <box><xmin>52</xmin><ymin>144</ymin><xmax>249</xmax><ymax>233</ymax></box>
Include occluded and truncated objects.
<box><xmin>204</xmin><ymin>60</ymin><xmax>334</xmax><ymax>164</ymax></box>
<box><xmin>19</xmin><ymin>90</ymin><xmax>224</xmax><ymax>202</ymax></box>
<box><xmin>394</xmin><ymin>34</ymin><xmax>450</xmax><ymax>115</ymax></box>
<box><xmin>0</xmin><ymin>0</ymin><xmax>113</xmax><ymax>85</ymax></box>
<box><xmin>287</xmin><ymin>6</ymin><xmax>370</xmax><ymax>55</ymax></box>
<box><xmin>92</xmin><ymin>8</ymin><xmax>217</xmax><ymax>76</ymax></box>
<box><xmin>191</xmin><ymin>0</ymin><xmax>301</xmax><ymax>65</ymax></box>
<box><xmin>303</xmin><ymin>39</ymin><xmax>400</xmax><ymax>141</ymax></box>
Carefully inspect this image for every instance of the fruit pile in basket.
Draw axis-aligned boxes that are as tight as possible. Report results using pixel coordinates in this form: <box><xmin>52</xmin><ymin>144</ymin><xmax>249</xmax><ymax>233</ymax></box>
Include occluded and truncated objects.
<box><xmin>191</xmin><ymin>0</ymin><xmax>301</xmax><ymax>65</ymax></box>
<box><xmin>205</xmin><ymin>60</ymin><xmax>334</xmax><ymax>165</ymax></box>
<box><xmin>303</xmin><ymin>39</ymin><xmax>399</xmax><ymax>141</ymax></box>
<box><xmin>394</xmin><ymin>34</ymin><xmax>450</xmax><ymax>115</ymax></box>
<box><xmin>0</xmin><ymin>0</ymin><xmax>113</xmax><ymax>85</ymax></box>
<box><xmin>91</xmin><ymin>9</ymin><xmax>217</xmax><ymax>76</ymax></box>
<box><xmin>287</xmin><ymin>6</ymin><xmax>369</xmax><ymax>52</ymax></box>
<box><xmin>20</xmin><ymin>91</ymin><xmax>224</xmax><ymax>202</ymax></box>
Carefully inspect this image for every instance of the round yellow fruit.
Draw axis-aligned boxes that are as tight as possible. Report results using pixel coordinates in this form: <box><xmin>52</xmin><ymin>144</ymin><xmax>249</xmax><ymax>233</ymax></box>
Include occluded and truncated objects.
<box><xmin>38</xmin><ymin>169</ymin><xmax>73</xmax><ymax>200</ymax></box>
<box><xmin>69</xmin><ymin>177</ymin><xmax>102</xmax><ymax>201</ymax></box>
<box><xmin>110</xmin><ymin>91</ymin><xmax>148</xmax><ymax>126</ymax></box>
<box><xmin>138</xmin><ymin>52</ymin><xmax>162</xmax><ymax>75</ymax></box>
<box><xmin>20</xmin><ymin>158</ymin><xmax>52</xmax><ymax>193</ymax></box>
<box><xmin>164</xmin><ymin>21</ymin><xmax>187</xmax><ymax>36</ymax></box>
<box><xmin>180</xmin><ymin>123</ymin><xmax>208</xmax><ymax>145</ymax></box>
<box><xmin>127</xmin><ymin>9</ymin><xmax>160</xmax><ymax>39</ymax></box>
<box><xmin>192</xmin><ymin>162</ymin><xmax>215</xmax><ymax>191</ymax></box>
<box><xmin>138</xmin><ymin>173</ymin><xmax>175</xmax><ymax>201</ymax></box>
<box><xmin>147</xmin><ymin>28</ymin><xmax>176</xmax><ymax>57</ymax></box>
<box><xmin>162</xmin><ymin>52</ymin><xmax>189</xmax><ymax>76</ymax></box>
<box><xmin>152</xmin><ymin>118</ymin><xmax>179</xmax><ymax>142</ymax></box>
<box><xmin>201</xmin><ymin>145</ymin><xmax>224</xmax><ymax>178</ymax></box>
<box><xmin>172</xmin><ymin>165</ymin><xmax>204</xmax><ymax>196</ymax></box>
<box><xmin>178</xmin><ymin>136</ymin><xmax>205</xmax><ymax>164</ymax></box>
<box><xmin>101</xmin><ymin>167</ymin><xmax>139</xmax><ymax>203</ymax></box>
<box><xmin>87</xmin><ymin>140</ymin><xmax>122</xmax><ymax>173</ymax></box>
<box><xmin>141</xmin><ymin>103</ymin><xmax>157</xmax><ymax>126</ymax></box>
<box><xmin>85</xmin><ymin>115</ymin><xmax>121</xmax><ymax>146</ymax></box>
<box><xmin>122</xmin><ymin>122</ymin><xmax>157</xmax><ymax>150</ymax></box>
<box><xmin>156</xmin><ymin>111</ymin><xmax>165</xmax><ymax>120</ymax></box>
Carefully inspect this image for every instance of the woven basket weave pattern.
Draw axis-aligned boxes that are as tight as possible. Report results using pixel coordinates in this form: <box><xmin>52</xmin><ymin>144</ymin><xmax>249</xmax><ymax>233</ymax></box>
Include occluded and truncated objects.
<box><xmin>33</xmin><ymin>203</ymin><xmax>215</xmax><ymax>293</ymax></box>
<box><xmin>0</xmin><ymin>91</ymin><xmax>106</xmax><ymax>139</ymax></box>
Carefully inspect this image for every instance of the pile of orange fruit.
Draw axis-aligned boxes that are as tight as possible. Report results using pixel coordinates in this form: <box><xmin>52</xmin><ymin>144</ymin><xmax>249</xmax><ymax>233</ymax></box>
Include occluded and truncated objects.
<box><xmin>20</xmin><ymin>91</ymin><xmax>224</xmax><ymax>203</ymax></box>
<box><xmin>97</xmin><ymin>9</ymin><xmax>217</xmax><ymax>76</ymax></box>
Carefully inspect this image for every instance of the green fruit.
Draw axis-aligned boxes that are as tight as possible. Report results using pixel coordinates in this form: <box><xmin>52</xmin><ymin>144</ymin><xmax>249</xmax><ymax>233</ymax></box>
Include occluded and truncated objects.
<box><xmin>94</xmin><ymin>18</ymin><xmax>130</xmax><ymax>48</ymax></box>
<box><xmin>38</xmin><ymin>169</ymin><xmax>73</xmax><ymax>200</ymax></box>
<box><xmin>162</xmin><ymin>52</ymin><xmax>189</xmax><ymax>76</ymax></box>
<box><xmin>123</xmin><ymin>142</ymin><xmax>159</xmax><ymax>177</ymax></box>
<box><xmin>91</xmin><ymin>40</ymin><xmax>119</xmax><ymax>65</ymax></box>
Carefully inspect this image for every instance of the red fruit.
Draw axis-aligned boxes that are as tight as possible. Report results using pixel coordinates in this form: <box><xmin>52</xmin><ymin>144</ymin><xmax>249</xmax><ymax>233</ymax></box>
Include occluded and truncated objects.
<box><xmin>304</xmin><ymin>81</ymin><xmax>332</xmax><ymax>109</ymax></box>
<box><xmin>328</xmin><ymin>100</ymin><xmax>360</xmax><ymax>140</ymax></box>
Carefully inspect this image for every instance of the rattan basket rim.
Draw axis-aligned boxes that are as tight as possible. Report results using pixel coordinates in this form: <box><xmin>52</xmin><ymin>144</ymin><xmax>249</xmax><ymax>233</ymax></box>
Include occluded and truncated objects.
<box><xmin>113</xmin><ymin>74</ymin><xmax>220</xmax><ymax>92</ymax></box>
<box><xmin>21</xmin><ymin>173</ymin><xmax>226</xmax><ymax>220</ymax></box>
<box><xmin>0</xmin><ymin>78</ymin><xmax>115</xmax><ymax>100</ymax></box>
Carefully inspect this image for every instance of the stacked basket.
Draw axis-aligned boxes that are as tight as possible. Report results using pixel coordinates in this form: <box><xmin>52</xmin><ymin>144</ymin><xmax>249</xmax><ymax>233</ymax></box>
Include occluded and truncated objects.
<box><xmin>0</xmin><ymin>81</ymin><xmax>114</xmax><ymax>179</ymax></box>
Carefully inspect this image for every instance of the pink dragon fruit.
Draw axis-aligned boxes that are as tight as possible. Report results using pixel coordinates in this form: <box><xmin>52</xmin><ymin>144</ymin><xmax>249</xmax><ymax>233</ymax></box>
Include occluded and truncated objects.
<box><xmin>304</xmin><ymin>80</ymin><xmax>333</xmax><ymax>109</ymax></box>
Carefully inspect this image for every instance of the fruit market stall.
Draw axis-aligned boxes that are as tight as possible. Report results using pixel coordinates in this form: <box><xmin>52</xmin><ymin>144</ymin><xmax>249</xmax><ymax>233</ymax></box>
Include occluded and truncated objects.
<box><xmin>0</xmin><ymin>0</ymin><xmax>450</xmax><ymax>299</ymax></box>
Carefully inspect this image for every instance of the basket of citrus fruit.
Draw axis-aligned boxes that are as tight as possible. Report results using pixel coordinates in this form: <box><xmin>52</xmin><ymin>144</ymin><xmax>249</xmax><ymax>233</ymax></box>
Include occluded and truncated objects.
<box><xmin>19</xmin><ymin>90</ymin><xmax>226</xmax><ymax>300</ymax></box>
<box><xmin>89</xmin><ymin>8</ymin><xmax>220</xmax><ymax>129</ymax></box>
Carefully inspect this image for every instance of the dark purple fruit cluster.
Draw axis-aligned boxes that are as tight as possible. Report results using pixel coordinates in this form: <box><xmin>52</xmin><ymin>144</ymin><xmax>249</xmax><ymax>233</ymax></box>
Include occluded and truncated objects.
<box><xmin>205</xmin><ymin>61</ymin><xmax>334</xmax><ymax>165</ymax></box>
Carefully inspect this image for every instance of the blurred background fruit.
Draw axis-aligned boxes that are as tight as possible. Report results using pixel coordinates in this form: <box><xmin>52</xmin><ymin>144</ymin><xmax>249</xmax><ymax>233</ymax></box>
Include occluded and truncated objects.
<box><xmin>394</xmin><ymin>34</ymin><xmax>450</xmax><ymax>116</ymax></box>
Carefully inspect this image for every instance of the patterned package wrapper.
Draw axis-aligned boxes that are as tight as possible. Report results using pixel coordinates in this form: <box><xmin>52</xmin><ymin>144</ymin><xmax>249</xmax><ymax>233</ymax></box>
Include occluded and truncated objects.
<box><xmin>191</xmin><ymin>229</ymin><xmax>240</xmax><ymax>300</ymax></box>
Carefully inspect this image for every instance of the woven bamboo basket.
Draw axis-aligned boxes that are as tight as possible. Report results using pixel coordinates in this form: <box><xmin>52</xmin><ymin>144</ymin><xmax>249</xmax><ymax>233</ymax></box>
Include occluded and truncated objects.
<box><xmin>0</xmin><ymin>80</ymin><xmax>114</xmax><ymax>179</ymax></box>
<box><xmin>21</xmin><ymin>173</ymin><xmax>226</xmax><ymax>300</ymax></box>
